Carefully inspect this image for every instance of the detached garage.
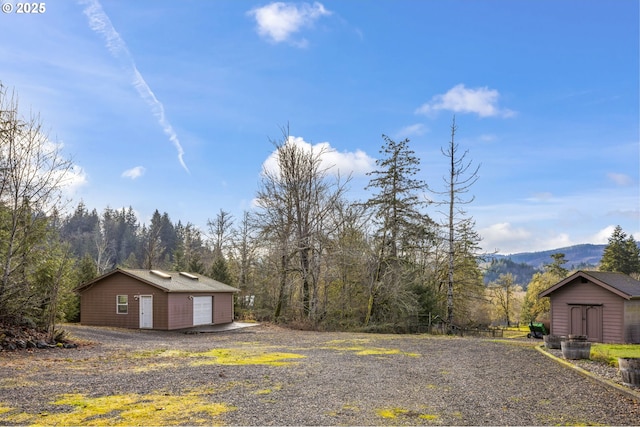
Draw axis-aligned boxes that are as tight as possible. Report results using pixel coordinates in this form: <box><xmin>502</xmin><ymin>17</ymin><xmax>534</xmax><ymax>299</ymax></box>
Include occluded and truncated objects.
<box><xmin>539</xmin><ymin>270</ymin><xmax>640</xmax><ymax>343</ymax></box>
<box><xmin>77</xmin><ymin>268</ymin><xmax>240</xmax><ymax>330</ymax></box>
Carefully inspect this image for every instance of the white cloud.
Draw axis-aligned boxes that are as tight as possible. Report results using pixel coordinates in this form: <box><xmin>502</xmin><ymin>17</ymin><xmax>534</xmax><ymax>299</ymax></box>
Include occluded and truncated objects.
<box><xmin>395</xmin><ymin>123</ymin><xmax>427</xmax><ymax>139</ymax></box>
<box><xmin>479</xmin><ymin>134</ymin><xmax>497</xmax><ymax>143</ymax></box>
<box><xmin>479</xmin><ymin>222</ymin><xmax>531</xmax><ymax>252</ymax></box>
<box><xmin>121</xmin><ymin>166</ymin><xmax>145</xmax><ymax>180</ymax></box>
<box><xmin>262</xmin><ymin>135</ymin><xmax>375</xmax><ymax>178</ymax></box>
<box><xmin>79</xmin><ymin>0</ymin><xmax>189</xmax><ymax>173</ymax></box>
<box><xmin>247</xmin><ymin>2</ymin><xmax>331</xmax><ymax>46</ymax></box>
<box><xmin>479</xmin><ymin>222</ymin><xmax>576</xmax><ymax>254</ymax></box>
<box><xmin>527</xmin><ymin>192</ymin><xmax>554</xmax><ymax>202</ymax></box>
<box><xmin>54</xmin><ymin>164</ymin><xmax>89</xmax><ymax>208</ymax></box>
<box><xmin>591</xmin><ymin>225</ymin><xmax>617</xmax><ymax>244</ymax></box>
<box><xmin>607</xmin><ymin>172</ymin><xmax>633</xmax><ymax>186</ymax></box>
<box><xmin>415</xmin><ymin>84</ymin><xmax>515</xmax><ymax>118</ymax></box>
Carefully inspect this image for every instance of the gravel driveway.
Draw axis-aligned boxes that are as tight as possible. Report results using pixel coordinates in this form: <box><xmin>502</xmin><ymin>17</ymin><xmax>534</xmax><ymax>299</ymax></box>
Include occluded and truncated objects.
<box><xmin>1</xmin><ymin>324</ymin><xmax>639</xmax><ymax>426</ymax></box>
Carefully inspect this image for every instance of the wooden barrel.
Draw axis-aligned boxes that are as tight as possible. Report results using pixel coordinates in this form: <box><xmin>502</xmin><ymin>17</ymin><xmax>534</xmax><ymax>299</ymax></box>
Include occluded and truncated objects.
<box><xmin>561</xmin><ymin>340</ymin><xmax>591</xmax><ymax>359</ymax></box>
<box><xmin>543</xmin><ymin>335</ymin><xmax>566</xmax><ymax>349</ymax></box>
<box><xmin>567</xmin><ymin>334</ymin><xmax>588</xmax><ymax>341</ymax></box>
<box><xmin>618</xmin><ymin>358</ymin><xmax>640</xmax><ymax>387</ymax></box>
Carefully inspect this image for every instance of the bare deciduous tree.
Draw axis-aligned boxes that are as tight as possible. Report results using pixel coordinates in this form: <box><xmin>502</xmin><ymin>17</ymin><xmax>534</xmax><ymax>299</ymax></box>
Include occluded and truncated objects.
<box><xmin>430</xmin><ymin>117</ymin><xmax>481</xmax><ymax>328</ymax></box>
<box><xmin>0</xmin><ymin>84</ymin><xmax>75</xmax><ymax>320</ymax></box>
<box><xmin>254</xmin><ymin>125</ymin><xmax>348</xmax><ymax>322</ymax></box>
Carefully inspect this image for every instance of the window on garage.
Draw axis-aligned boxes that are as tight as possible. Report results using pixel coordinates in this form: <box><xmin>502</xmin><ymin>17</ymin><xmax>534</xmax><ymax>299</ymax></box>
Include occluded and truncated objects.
<box><xmin>116</xmin><ymin>295</ymin><xmax>128</xmax><ymax>314</ymax></box>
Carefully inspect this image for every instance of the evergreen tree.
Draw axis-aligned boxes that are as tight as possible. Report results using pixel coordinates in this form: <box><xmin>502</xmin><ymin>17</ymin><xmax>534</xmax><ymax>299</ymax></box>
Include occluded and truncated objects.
<box><xmin>141</xmin><ymin>210</ymin><xmax>165</xmax><ymax>269</ymax></box>
<box><xmin>599</xmin><ymin>225</ymin><xmax>640</xmax><ymax>275</ymax></box>
<box><xmin>159</xmin><ymin>212</ymin><xmax>177</xmax><ymax>264</ymax></box>
<box><xmin>544</xmin><ymin>252</ymin><xmax>569</xmax><ymax>277</ymax></box>
<box><xmin>364</xmin><ymin>135</ymin><xmax>432</xmax><ymax>326</ymax></box>
<box><xmin>210</xmin><ymin>256</ymin><xmax>232</xmax><ymax>284</ymax></box>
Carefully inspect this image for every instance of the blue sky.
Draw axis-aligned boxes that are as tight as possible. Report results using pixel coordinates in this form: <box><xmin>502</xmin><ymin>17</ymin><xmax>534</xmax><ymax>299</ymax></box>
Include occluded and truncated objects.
<box><xmin>1</xmin><ymin>0</ymin><xmax>638</xmax><ymax>254</ymax></box>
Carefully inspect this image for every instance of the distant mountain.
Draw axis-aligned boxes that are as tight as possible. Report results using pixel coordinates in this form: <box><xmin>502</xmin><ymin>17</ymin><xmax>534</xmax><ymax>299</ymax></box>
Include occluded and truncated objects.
<box><xmin>497</xmin><ymin>244</ymin><xmax>606</xmax><ymax>270</ymax></box>
<box><xmin>483</xmin><ymin>244</ymin><xmax>606</xmax><ymax>288</ymax></box>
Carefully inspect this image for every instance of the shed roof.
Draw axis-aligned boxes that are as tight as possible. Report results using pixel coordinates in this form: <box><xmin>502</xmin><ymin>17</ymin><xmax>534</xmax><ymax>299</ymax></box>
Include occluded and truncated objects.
<box><xmin>539</xmin><ymin>270</ymin><xmax>640</xmax><ymax>300</ymax></box>
<box><xmin>77</xmin><ymin>268</ymin><xmax>240</xmax><ymax>293</ymax></box>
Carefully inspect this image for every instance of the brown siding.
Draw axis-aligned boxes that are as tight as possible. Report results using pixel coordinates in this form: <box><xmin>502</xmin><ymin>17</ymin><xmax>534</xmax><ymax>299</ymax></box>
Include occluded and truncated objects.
<box><xmin>80</xmin><ymin>271</ymin><xmax>237</xmax><ymax>330</ymax></box>
<box><xmin>79</xmin><ymin>272</ymin><xmax>169</xmax><ymax>330</ymax></box>
<box><xmin>549</xmin><ymin>278</ymin><xmax>625</xmax><ymax>343</ymax></box>
<box><xmin>213</xmin><ymin>293</ymin><xmax>234</xmax><ymax>324</ymax></box>
<box><xmin>167</xmin><ymin>294</ymin><xmax>195</xmax><ymax>330</ymax></box>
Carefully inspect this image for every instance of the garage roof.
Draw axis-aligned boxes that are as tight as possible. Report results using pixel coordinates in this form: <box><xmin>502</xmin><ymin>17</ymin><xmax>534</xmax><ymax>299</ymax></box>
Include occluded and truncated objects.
<box><xmin>77</xmin><ymin>268</ymin><xmax>240</xmax><ymax>293</ymax></box>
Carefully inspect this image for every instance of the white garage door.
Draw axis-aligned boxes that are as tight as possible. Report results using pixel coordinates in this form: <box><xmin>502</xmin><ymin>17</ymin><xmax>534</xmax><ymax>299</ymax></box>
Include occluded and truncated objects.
<box><xmin>193</xmin><ymin>296</ymin><xmax>213</xmax><ymax>325</ymax></box>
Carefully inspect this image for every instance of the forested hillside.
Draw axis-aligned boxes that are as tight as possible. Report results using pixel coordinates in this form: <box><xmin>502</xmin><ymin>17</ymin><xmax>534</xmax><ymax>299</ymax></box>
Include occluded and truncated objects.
<box><xmin>498</xmin><ymin>244</ymin><xmax>605</xmax><ymax>270</ymax></box>
<box><xmin>483</xmin><ymin>258</ymin><xmax>538</xmax><ymax>287</ymax></box>
<box><xmin>483</xmin><ymin>244</ymin><xmax>605</xmax><ymax>288</ymax></box>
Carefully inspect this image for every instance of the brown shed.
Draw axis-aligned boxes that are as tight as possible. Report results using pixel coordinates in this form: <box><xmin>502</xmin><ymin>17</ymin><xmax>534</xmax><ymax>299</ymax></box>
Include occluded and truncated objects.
<box><xmin>539</xmin><ymin>270</ymin><xmax>640</xmax><ymax>343</ymax></box>
<box><xmin>77</xmin><ymin>268</ymin><xmax>240</xmax><ymax>330</ymax></box>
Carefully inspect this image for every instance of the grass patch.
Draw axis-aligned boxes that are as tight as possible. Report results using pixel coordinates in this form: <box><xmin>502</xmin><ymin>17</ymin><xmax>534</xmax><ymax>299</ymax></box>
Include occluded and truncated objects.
<box><xmin>131</xmin><ymin>349</ymin><xmax>190</xmax><ymax>359</ymax></box>
<box><xmin>501</xmin><ymin>326</ymin><xmax>530</xmax><ymax>339</ymax></box>
<box><xmin>254</xmin><ymin>383</ymin><xmax>282</xmax><ymax>395</ymax></box>
<box><xmin>322</xmin><ymin>339</ymin><xmax>419</xmax><ymax>357</ymax></box>
<box><xmin>330</xmin><ymin>345</ymin><xmax>419</xmax><ymax>357</ymax></box>
<box><xmin>376</xmin><ymin>407</ymin><xmax>408</xmax><ymax>419</ymax></box>
<box><xmin>0</xmin><ymin>390</ymin><xmax>234</xmax><ymax>426</ymax></box>
<box><xmin>190</xmin><ymin>348</ymin><xmax>305</xmax><ymax>366</ymax></box>
<box><xmin>590</xmin><ymin>343</ymin><xmax>640</xmax><ymax>367</ymax></box>
<box><xmin>420</xmin><ymin>413</ymin><xmax>439</xmax><ymax>420</ymax></box>
<box><xmin>132</xmin><ymin>362</ymin><xmax>180</xmax><ymax>373</ymax></box>
<box><xmin>375</xmin><ymin>407</ymin><xmax>439</xmax><ymax>421</ymax></box>
<box><xmin>129</xmin><ymin>347</ymin><xmax>306</xmax><ymax>367</ymax></box>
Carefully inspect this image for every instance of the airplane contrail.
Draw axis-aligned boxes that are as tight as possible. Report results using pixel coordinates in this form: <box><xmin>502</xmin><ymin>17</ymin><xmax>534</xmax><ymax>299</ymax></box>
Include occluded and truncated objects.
<box><xmin>78</xmin><ymin>0</ymin><xmax>189</xmax><ymax>173</ymax></box>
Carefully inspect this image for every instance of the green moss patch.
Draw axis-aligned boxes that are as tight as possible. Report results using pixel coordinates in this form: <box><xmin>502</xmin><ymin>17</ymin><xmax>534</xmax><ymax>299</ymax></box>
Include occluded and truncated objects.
<box><xmin>376</xmin><ymin>407</ymin><xmax>440</xmax><ymax>421</ymax></box>
<box><xmin>1</xmin><ymin>390</ymin><xmax>234</xmax><ymax>426</ymax></box>
<box><xmin>190</xmin><ymin>348</ymin><xmax>305</xmax><ymax>366</ymax></box>
<box><xmin>129</xmin><ymin>347</ymin><xmax>306</xmax><ymax>367</ymax></box>
<box><xmin>322</xmin><ymin>339</ymin><xmax>419</xmax><ymax>357</ymax></box>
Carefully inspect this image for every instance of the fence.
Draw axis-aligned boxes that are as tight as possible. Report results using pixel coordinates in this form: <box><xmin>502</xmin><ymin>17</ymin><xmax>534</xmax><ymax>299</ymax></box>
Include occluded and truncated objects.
<box><xmin>404</xmin><ymin>314</ymin><xmax>504</xmax><ymax>338</ymax></box>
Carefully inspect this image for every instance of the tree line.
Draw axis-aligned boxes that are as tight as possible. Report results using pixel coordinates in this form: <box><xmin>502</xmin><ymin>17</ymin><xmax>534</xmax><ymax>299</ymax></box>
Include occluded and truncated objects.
<box><xmin>1</xmin><ymin>84</ymin><xmax>638</xmax><ymax>336</ymax></box>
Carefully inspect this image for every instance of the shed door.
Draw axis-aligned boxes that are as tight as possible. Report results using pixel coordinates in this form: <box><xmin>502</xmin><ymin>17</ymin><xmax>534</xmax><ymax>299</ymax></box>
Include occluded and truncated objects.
<box><xmin>570</xmin><ymin>306</ymin><xmax>583</xmax><ymax>335</ymax></box>
<box><xmin>586</xmin><ymin>306</ymin><xmax>602</xmax><ymax>342</ymax></box>
<box><xmin>569</xmin><ymin>305</ymin><xmax>603</xmax><ymax>342</ymax></box>
<box><xmin>193</xmin><ymin>296</ymin><xmax>213</xmax><ymax>325</ymax></box>
<box><xmin>139</xmin><ymin>295</ymin><xmax>153</xmax><ymax>329</ymax></box>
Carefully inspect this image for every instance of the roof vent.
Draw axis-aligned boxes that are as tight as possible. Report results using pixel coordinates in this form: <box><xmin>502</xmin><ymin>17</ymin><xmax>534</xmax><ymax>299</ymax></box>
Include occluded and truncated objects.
<box><xmin>179</xmin><ymin>271</ymin><xmax>199</xmax><ymax>280</ymax></box>
<box><xmin>150</xmin><ymin>270</ymin><xmax>171</xmax><ymax>279</ymax></box>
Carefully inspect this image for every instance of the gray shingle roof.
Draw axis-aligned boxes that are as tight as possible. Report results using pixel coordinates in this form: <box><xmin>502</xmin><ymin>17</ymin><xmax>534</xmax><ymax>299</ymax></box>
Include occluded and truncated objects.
<box><xmin>120</xmin><ymin>269</ymin><xmax>240</xmax><ymax>293</ymax></box>
<box><xmin>539</xmin><ymin>270</ymin><xmax>640</xmax><ymax>299</ymax></box>
<box><xmin>78</xmin><ymin>268</ymin><xmax>240</xmax><ymax>293</ymax></box>
<box><xmin>581</xmin><ymin>271</ymin><xmax>640</xmax><ymax>298</ymax></box>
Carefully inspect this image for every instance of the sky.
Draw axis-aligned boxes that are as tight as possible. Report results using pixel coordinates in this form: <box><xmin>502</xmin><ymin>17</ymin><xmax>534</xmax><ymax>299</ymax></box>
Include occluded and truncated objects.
<box><xmin>1</xmin><ymin>0</ymin><xmax>638</xmax><ymax>255</ymax></box>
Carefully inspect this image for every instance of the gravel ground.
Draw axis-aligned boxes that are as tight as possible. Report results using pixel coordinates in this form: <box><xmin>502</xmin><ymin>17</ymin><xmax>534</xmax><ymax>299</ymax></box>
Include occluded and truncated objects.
<box><xmin>0</xmin><ymin>324</ymin><xmax>639</xmax><ymax>426</ymax></box>
<box><xmin>543</xmin><ymin>346</ymin><xmax>627</xmax><ymax>386</ymax></box>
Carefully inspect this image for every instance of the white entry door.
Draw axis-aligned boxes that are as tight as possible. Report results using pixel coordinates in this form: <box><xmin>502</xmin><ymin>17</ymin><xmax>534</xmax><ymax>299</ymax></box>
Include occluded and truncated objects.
<box><xmin>193</xmin><ymin>296</ymin><xmax>213</xmax><ymax>325</ymax></box>
<box><xmin>139</xmin><ymin>295</ymin><xmax>153</xmax><ymax>329</ymax></box>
